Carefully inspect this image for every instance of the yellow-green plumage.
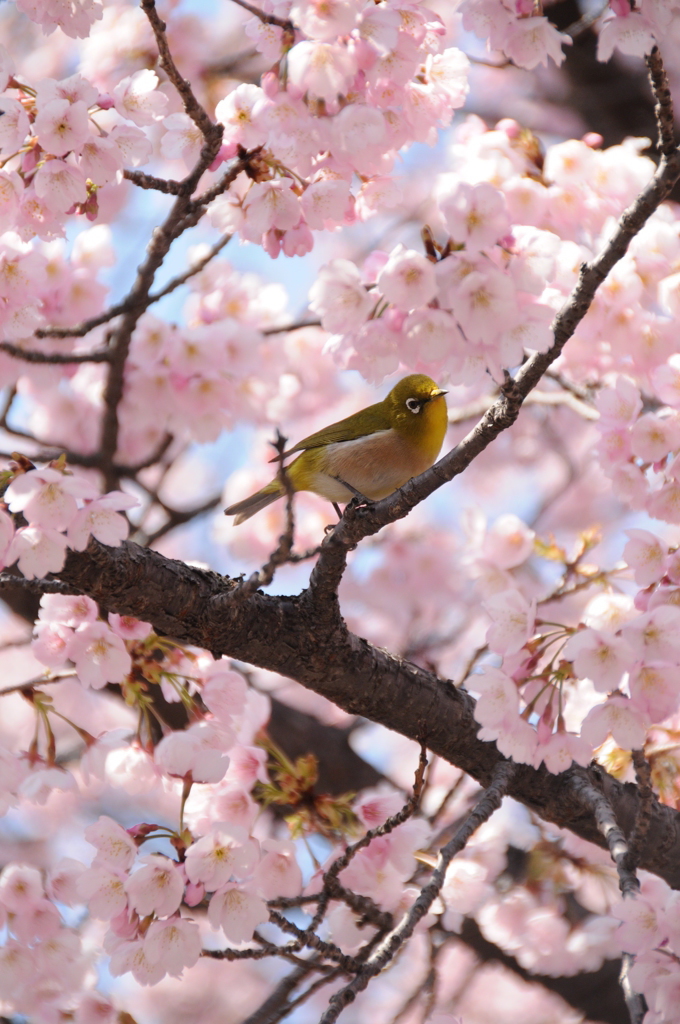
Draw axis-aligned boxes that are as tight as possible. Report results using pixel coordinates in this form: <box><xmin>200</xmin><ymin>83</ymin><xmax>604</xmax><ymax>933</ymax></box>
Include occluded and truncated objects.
<box><xmin>224</xmin><ymin>374</ymin><xmax>448</xmax><ymax>524</ymax></box>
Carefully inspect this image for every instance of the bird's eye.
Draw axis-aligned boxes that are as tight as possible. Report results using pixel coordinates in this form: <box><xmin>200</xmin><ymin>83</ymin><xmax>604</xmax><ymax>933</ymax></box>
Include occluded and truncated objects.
<box><xmin>405</xmin><ymin>397</ymin><xmax>421</xmax><ymax>414</ymax></box>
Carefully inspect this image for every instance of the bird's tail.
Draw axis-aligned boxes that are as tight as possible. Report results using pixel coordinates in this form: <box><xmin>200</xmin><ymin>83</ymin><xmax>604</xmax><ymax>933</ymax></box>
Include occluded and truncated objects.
<box><xmin>224</xmin><ymin>479</ymin><xmax>284</xmax><ymax>525</ymax></box>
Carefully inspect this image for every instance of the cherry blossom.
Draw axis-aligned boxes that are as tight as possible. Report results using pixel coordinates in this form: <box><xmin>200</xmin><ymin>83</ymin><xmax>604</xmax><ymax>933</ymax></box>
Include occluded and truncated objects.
<box><xmin>125</xmin><ymin>856</ymin><xmax>184</xmax><ymax>918</ymax></box>
<box><xmin>68</xmin><ymin>621</ymin><xmax>132</xmax><ymax>689</ymax></box>
<box><xmin>207</xmin><ymin>884</ymin><xmax>269</xmax><ymax>943</ymax></box>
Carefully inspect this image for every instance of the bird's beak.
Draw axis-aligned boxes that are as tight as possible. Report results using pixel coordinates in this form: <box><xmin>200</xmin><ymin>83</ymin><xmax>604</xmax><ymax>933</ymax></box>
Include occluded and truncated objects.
<box><xmin>432</xmin><ymin>389</ymin><xmax>447</xmax><ymax>398</ymax></box>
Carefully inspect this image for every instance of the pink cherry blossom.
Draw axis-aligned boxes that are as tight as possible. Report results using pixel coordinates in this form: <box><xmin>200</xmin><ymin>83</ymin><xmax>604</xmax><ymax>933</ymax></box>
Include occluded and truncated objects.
<box><xmin>7</xmin><ymin>526</ymin><xmax>69</xmax><ymax>579</ymax></box>
<box><xmin>68</xmin><ymin>621</ymin><xmax>132</xmax><ymax>689</ymax></box>
<box><xmin>630</xmin><ymin>412</ymin><xmax>680</xmax><ymax>463</ymax></box>
<box><xmin>85</xmin><ymin>816</ymin><xmax>137</xmax><ymax>870</ymax></box>
<box><xmin>439</xmin><ymin>180</ymin><xmax>510</xmax><ymax>252</ymax></box>
<box><xmin>622</xmin><ymin>604</ymin><xmax>680</xmax><ymax>663</ymax></box>
<box><xmin>185</xmin><ymin>825</ymin><xmax>259</xmax><ymax>890</ymax></box>
<box><xmin>215</xmin><ymin>84</ymin><xmax>268</xmax><ymax>149</ymax></box>
<box><xmin>580</xmin><ymin>696</ymin><xmax>649</xmax><ymax>750</ymax></box>
<box><xmin>290</xmin><ymin>0</ymin><xmax>362</xmax><ymax>41</ymax></box>
<box><xmin>0</xmin><ymin>864</ymin><xmax>44</xmax><ymax>913</ymax></box>
<box><xmin>0</xmin><ymin>97</ymin><xmax>30</xmax><ymax>152</ymax></box>
<box><xmin>207</xmin><ymin>884</ymin><xmax>269</xmax><ymax>943</ymax></box>
<box><xmin>34</xmin><ymin>160</ymin><xmax>89</xmax><ymax>213</ymax></box>
<box><xmin>6</xmin><ymin>467</ymin><xmax>97</xmax><ymax>531</ymax></box>
<box><xmin>201</xmin><ymin>666</ymin><xmax>248</xmax><ymax>724</ymax></box>
<box><xmin>34</xmin><ymin>99</ymin><xmax>90</xmax><ymax>157</ymax></box>
<box><xmin>564</xmin><ymin>628</ymin><xmax>632</xmax><ymax>692</ymax></box>
<box><xmin>470</xmin><ymin>666</ymin><xmax>519</xmax><ymax>728</ymax></box>
<box><xmin>287</xmin><ymin>41</ymin><xmax>357</xmax><ymax>101</ymax></box>
<box><xmin>125</xmin><ymin>855</ymin><xmax>184</xmax><ymax>918</ymax></box>
<box><xmin>243</xmin><ymin>181</ymin><xmax>301</xmax><ymax>235</ymax></box>
<box><xmin>15</xmin><ymin>0</ymin><xmax>103</xmax><ymax>37</ymax></box>
<box><xmin>112</xmin><ymin>70</ymin><xmax>168</xmax><ymax>126</ymax></box>
<box><xmin>534</xmin><ymin>731</ymin><xmax>592</xmax><ymax>774</ymax></box>
<box><xmin>377</xmin><ymin>245</ymin><xmax>438</xmax><ymax>312</ymax></box>
<box><xmin>484</xmin><ymin>589</ymin><xmax>536</xmax><ymax>655</ymax></box>
<box><xmin>502</xmin><ymin>16</ymin><xmax>572</xmax><ymax>69</ymax></box>
<box><xmin>109</xmin><ymin>939</ymin><xmax>166</xmax><ymax>985</ymax></box>
<box><xmin>39</xmin><ymin>593</ymin><xmax>98</xmax><ymax>627</ymax></box>
<box><xmin>628</xmin><ymin>663</ymin><xmax>680</xmax><ymax>722</ymax></box>
<box><xmin>308</xmin><ymin>259</ymin><xmax>374</xmax><ymax>333</ymax></box>
<box><xmin>453</xmin><ymin>265</ymin><xmax>517</xmax><ymax>343</ymax></box>
<box><xmin>77</xmin><ymin>865</ymin><xmax>128</xmax><ymax>919</ymax></box>
<box><xmin>623</xmin><ymin>529</ymin><xmax>667</xmax><ymax>586</ymax></box>
<box><xmin>252</xmin><ymin>840</ymin><xmax>302</xmax><ymax>899</ymax></box>
<box><xmin>154</xmin><ymin>721</ymin><xmax>233</xmax><ymax>783</ymax></box>
<box><xmin>47</xmin><ymin>858</ymin><xmax>87</xmax><ymax>907</ymax></box>
<box><xmin>66</xmin><ymin>491</ymin><xmax>137</xmax><ymax>551</ymax></box>
<box><xmin>143</xmin><ymin>918</ymin><xmax>201</xmax><ymax>976</ymax></box>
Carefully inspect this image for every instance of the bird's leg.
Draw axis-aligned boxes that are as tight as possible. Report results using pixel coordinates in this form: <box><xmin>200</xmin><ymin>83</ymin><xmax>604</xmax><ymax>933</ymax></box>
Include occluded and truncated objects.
<box><xmin>332</xmin><ymin>476</ymin><xmax>373</xmax><ymax>509</ymax></box>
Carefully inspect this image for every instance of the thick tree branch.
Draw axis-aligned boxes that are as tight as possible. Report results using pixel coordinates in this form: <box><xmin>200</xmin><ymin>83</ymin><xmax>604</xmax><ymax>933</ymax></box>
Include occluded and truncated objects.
<box><xmin>39</xmin><ymin>538</ymin><xmax>680</xmax><ymax>890</ymax></box>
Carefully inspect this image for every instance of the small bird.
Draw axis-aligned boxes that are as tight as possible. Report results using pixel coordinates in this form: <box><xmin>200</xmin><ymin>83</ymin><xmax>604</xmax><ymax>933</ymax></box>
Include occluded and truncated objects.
<box><xmin>224</xmin><ymin>374</ymin><xmax>448</xmax><ymax>524</ymax></box>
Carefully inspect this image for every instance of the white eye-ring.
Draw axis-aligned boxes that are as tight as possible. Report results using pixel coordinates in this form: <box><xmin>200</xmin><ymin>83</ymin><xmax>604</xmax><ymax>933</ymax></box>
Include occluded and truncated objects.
<box><xmin>405</xmin><ymin>397</ymin><xmax>422</xmax><ymax>414</ymax></box>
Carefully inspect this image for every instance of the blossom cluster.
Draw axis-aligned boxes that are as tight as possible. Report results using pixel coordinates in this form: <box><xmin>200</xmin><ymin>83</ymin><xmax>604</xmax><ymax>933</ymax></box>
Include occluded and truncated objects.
<box><xmin>463</xmin><ymin>482</ymin><xmax>680</xmax><ymax>774</ymax></box>
<box><xmin>204</xmin><ymin>1</ymin><xmax>469</xmax><ymax>257</ymax></box>
<box><xmin>0</xmin><ymin>226</ymin><xmax>113</xmax><ymax>346</ymax></box>
<box><xmin>0</xmin><ymin>462</ymin><xmax>135</xmax><ymax>580</ymax></box>
<box><xmin>459</xmin><ymin>0</ymin><xmax>669</xmax><ymax>69</ymax></box>
<box><xmin>306</xmin><ymin>120</ymin><xmax>662</xmax><ymax>387</ymax></box>
<box><xmin>0</xmin><ymin>58</ymin><xmax>161</xmax><ymax>240</ymax></box>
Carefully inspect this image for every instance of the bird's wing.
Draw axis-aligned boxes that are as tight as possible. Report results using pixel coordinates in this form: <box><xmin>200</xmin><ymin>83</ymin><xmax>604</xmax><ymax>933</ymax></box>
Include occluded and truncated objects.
<box><xmin>270</xmin><ymin>401</ymin><xmax>392</xmax><ymax>461</ymax></box>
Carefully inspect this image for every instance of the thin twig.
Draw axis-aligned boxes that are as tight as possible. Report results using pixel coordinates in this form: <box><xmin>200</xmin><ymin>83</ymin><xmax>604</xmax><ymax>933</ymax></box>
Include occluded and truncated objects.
<box><xmin>262</xmin><ymin>319</ymin><xmax>322</xmax><ymax>336</ymax></box>
<box><xmin>318</xmin><ymin>759</ymin><xmax>516</xmax><ymax>1024</ymax></box>
<box><xmin>646</xmin><ymin>46</ymin><xmax>676</xmax><ymax>157</ymax></box>
<box><xmin>237</xmin><ymin>432</ymin><xmax>296</xmax><ymax>595</ymax></box>
<box><xmin>141</xmin><ymin>0</ymin><xmax>216</xmax><ymax>137</ymax></box>
<box><xmin>230</xmin><ymin>0</ymin><xmax>294</xmax><ymax>31</ymax></box>
<box><xmin>620</xmin><ymin>952</ymin><xmax>647</xmax><ymax>1024</ymax></box>
<box><xmin>267</xmin><ymin>910</ymin><xmax>364</xmax><ymax>972</ymax></box>
<box><xmin>143</xmin><ymin>493</ymin><xmax>223</xmax><ymax>546</ymax></box>
<box><xmin>0</xmin><ymin>671</ymin><xmax>78</xmax><ymax>697</ymax></box>
<box><xmin>569</xmin><ymin>769</ymin><xmax>639</xmax><ymax>898</ymax></box>
<box><xmin>123</xmin><ymin>169</ymin><xmax>185</xmax><ymax>194</ymax></box>
<box><xmin>0</xmin><ymin>342</ymin><xmax>111</xmax><ymax>365</ymax></box>
<box><xmin>307</xmin><ymin>747</ymin><xmax>428</xmax><ymax>938</ymax></box>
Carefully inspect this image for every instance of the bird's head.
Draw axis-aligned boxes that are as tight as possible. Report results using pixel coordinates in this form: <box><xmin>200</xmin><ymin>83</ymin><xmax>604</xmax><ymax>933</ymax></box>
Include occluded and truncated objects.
<box><xmin>386</xmin><ymin>374</ymin><xmax>448</xmax><ymax>454</ymax></box>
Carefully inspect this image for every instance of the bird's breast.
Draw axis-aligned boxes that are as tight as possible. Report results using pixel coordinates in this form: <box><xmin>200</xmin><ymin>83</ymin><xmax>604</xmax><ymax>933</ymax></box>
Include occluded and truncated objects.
<box><xmin>295</xmin><ymin>429</ymin><xmax>435</xmax><ymax>502</ymax></box>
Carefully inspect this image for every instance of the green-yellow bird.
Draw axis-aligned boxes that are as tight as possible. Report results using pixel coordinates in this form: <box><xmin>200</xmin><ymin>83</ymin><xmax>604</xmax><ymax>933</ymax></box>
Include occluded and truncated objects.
<box><xmin>224</xmin><ymin>374</ymin><xmax>448</xmax><ymax>524</ymax></box>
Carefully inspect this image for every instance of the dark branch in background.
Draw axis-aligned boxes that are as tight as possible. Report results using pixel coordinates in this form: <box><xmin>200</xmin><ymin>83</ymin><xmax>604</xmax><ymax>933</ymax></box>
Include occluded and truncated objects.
<box><xmin>263</xmin><ymin>318</ymin><xmax>322</xmax><ymax>335</ymax></box>
<box><xmin>0</xmin><ymin>342</ymin><xmax>112</xmax><ymax>365</ymax></box>
<box><xmin>456</xmin><ymin>918</ymin><xmax>629</xmax><ymax>1024</ymax></box>
<box><xmin>141</xmin><ymin>493</ymin><xmax>223</xmax><ymax>546</ymax></box>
